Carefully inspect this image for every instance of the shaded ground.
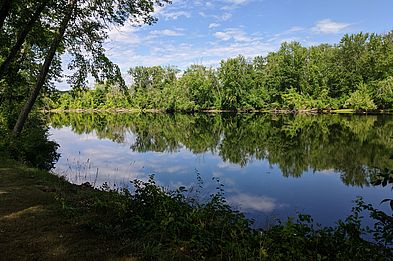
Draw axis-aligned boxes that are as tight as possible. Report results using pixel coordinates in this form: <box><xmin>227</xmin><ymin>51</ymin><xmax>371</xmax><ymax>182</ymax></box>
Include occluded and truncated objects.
<box><xmin>0</xmin><ymin>160</ymin><xmax>135</xmax><ymax>260</ymax></box>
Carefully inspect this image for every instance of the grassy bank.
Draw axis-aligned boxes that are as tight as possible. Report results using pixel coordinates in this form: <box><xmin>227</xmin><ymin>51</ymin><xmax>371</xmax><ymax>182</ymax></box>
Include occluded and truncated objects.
<box><xmin>0</xmin><ymin>159</ymin><xmax>135</xmax><ymax>260</ymax></box>
<box><xmin>1</xmin><ymin>159</ymin><xmax>392</xmax><ymax>260</ymax></box>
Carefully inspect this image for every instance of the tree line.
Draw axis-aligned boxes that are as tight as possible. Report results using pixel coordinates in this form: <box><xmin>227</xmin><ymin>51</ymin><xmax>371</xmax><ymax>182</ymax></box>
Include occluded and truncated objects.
<box><xmin>51</xmin><ymin>31</ymin><xmax>393</xmax><ymax>112</ymax></box>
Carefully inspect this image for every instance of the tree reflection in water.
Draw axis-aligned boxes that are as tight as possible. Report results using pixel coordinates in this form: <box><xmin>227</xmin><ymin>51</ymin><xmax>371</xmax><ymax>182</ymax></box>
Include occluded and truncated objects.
<box><xmin>49</xmin><ymin>112</ymin><xmax>393</xmax><ymax>187</ymax></box>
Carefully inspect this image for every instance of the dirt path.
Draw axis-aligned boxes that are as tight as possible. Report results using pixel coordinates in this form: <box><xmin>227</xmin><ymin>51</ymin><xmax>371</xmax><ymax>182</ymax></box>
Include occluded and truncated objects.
<box><xmin>0</xmin><ymin>161</ymin><xmax>134</xmax><ymax>260</ymax></box>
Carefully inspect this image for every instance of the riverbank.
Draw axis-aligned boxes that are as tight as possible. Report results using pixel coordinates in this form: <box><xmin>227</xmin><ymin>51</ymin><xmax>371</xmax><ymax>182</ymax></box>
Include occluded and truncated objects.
<box><xmin>1</xmin><ymin>158</ymin><xmax>392</xmax><ymax>260</ymax></box>
<box><xmin>46</xmin><ymin>108</ymin><xmax>393</xmax><ymax>114</ymax></box>
<box><xmin>0</xmin><ymin>159</ymin><xmax>134</xmax><ymax>260</ymax></box>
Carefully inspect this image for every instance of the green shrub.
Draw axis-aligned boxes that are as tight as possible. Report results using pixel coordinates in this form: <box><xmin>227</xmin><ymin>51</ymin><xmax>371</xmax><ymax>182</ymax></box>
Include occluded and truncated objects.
<box><xmin>372</xmin><ymin>76</ymin><xmax>393</xmax><ymax>109</ymax></box>
<box><xmin>64</xmin><ymin>175</ymin><xmax>393</xmax><ymax>260</ymax></box>
<box><xmin>345</xmin><ymin>82</ymin><xmax>377</xmax><ymax>111</ymax></box>
<box><xmin>282</xmin><ymin>88</ymin><xmax>311</xmax><ymax>110</ymax></box>
<box><xmin>0</xmin><ymin>114</ymin><xmax>9</xmax><ymax>158</ymax></box>
<box><xmin>2</xmin><ymin>113</ymin><xmax>59</xmax><ymax>170</ymax></box>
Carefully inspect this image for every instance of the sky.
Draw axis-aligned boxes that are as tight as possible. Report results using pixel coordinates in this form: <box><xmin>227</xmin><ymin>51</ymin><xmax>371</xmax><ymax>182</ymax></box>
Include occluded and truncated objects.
<box><xmin>60</xmin><ymin>0</ymin><xmax>393</xmax><ymax>89</ymax></box>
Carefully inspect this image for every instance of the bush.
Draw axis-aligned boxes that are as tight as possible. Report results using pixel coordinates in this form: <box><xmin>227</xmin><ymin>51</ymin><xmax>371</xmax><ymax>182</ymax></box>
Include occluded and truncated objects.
<box><xmin>1</xmin><ymin>113</ymin><xmax>60</xmax><ymax>170</ymax></box>
<box><xmin>0</xmin><ymin>114</ymin><xmax>9</xmax><ymax>158</ymax></box>
<box><xmin>86</xmin><ymin>176</ymin><xmax>259</xmax><ymax>259</ymax></box>
<box><xmin>63</xmin><ymin>175</ymin><xmax>393</xmax><ymax>260</ymax></box>
<box><xmin>282</xmin><ymin>88</ymin><xmax>311</xmax><ymax>110</ymax></box>
<box><xmin>345</xmin><ymin>82</ymin><xmax>377</xmax><ymax>111</ymax></box>
<box><xmin>372</xmin><ymin>76</ymin><xmax>393</xmax><ymax>109</ymax></box>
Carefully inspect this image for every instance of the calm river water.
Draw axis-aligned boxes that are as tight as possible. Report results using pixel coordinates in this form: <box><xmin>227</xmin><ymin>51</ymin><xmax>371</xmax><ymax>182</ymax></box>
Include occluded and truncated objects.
<box><xmin>49</xmin><ymin>112</ymin><xmax>393</xmax><ymax>227</ymax></box>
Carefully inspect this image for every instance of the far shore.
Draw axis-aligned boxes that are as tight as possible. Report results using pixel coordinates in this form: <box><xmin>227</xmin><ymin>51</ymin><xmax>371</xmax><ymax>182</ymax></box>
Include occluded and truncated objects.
<box><xmin>44</xmin><ymin>108</ymin><xmax>393</xmax><ymax>115</ymax></box>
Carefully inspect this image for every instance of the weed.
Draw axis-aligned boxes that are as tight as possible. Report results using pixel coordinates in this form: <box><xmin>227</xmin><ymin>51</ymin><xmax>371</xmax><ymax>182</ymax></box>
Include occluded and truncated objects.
<box><xmin>59</xmin><ymin>175</ymin><xmax>393</xmax><ymax>260</ymax></box>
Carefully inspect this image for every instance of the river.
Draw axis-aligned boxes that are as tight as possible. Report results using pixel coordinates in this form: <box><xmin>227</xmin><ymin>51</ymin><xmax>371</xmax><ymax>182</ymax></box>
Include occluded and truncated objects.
<box><xmin>48</xmin><ymin>112</ymin><xmax>393</xmax><ymax>227</ymax></box>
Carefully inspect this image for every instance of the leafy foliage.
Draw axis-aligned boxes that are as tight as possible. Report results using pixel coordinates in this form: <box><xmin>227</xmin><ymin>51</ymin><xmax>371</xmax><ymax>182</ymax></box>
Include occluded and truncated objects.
<box><xmin>1</xmin><ymin>0</ymin><xmax>172</xmax><ymax>136</ymax></box>
<box><xmin>0</xmin><ymin>112</ymin><xmax>59</xmax><ymax>170</ymax></box>
<box><xmin>59</xmin><ymin>175</ymin><xmax>393</xmax><ymax>260</ymax></box>
<box><xmin>49</xmin><ymin>31</ymin><xmax>393</xmax><ymax>112</ymax></box>
<box><xmin>373</xmin><ymin>76</ymin><xmax>393</xmax><ymax>109</ymax></box>
<box><xmin>345</xmin><ymin>82</ymin><xmax>377</xmax><ymax>110</ymax></box>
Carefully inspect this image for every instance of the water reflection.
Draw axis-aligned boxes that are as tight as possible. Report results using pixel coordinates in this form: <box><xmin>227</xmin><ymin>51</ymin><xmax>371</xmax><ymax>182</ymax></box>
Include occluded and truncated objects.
<box><xmin>49</xmin><ymin>113</ymin><xmax>393</xmax><ymax>187</ymax></box>
<box><xmin>226</xmin><ymin>193</ymin><xmax>280</xmax><ymax>213</ymax></box>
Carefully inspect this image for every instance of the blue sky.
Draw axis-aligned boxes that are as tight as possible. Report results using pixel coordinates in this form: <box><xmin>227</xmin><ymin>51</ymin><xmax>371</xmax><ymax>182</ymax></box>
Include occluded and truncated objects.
<box><xmin>60</xmin><ymin>0</ymin><xmax>393</xmax><ymax>89</ymax></box>
<box><xmin>105</xmin><ymin>0</ymin><xmax>393</xmax><ymax>70</ymax></box>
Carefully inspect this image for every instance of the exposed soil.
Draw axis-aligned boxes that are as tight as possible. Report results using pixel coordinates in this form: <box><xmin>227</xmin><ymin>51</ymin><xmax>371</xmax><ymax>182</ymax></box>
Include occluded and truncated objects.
<box><xmin>0</xmin><ymin>160</ymin><xmax>136</xmax><ymax>261</ymax></box>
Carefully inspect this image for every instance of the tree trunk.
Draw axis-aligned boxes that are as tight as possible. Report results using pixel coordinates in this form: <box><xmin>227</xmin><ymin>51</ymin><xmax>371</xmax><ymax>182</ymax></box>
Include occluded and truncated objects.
<box><xmin>12</xmin><ymin>0</ymin><xmax>76</xmax><ymax>137</ymax></box>
<box><xmin>0</xmin><ymin>0</ymin><xmax>12</xmax><ymax>31</ymax></box>
<box><xmin>0</xmin><ymin>0</ymin><xmax>48</xmax><ymax>79</ymax></box>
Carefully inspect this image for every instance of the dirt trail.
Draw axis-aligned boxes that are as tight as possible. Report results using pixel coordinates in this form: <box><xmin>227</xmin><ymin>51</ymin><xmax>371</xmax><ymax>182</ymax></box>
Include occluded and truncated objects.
<box><xmin>0</xmin><ymin>162</ymin><xmax>134</xmax><ymax>261</ymax></box>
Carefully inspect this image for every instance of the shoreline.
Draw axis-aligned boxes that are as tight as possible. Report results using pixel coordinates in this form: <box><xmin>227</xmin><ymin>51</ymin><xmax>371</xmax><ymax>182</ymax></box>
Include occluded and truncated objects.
<box><xmin>1</xmin><ymin>159</ymin><xmax>392</xmax><ymax>259</ymax></box>
<box><xmin>0</xmin><ymin>159</ymin><xmax>127</xmax><ymax>260</ymax></box>
<box><xmin>44</xmin><ymin>108</ymin><xmax>393</xmax><ymax>114</ymax></box>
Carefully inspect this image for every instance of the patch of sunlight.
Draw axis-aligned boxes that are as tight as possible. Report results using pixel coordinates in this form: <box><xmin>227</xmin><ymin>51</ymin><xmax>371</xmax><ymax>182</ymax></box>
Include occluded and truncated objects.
<box><xmin>1</xmin><ymin>205</ymin><xmax>44</xmax><ymax>220</ymax></box>
<box><xmin>49</xmin><ymin>245</ymin><xmax>67</xmax><ymax>257</ymax></box>
<box><xmin>108</xmin><ymin>256</ymin><xmax>139</xmax><ymax>261</ymax></box>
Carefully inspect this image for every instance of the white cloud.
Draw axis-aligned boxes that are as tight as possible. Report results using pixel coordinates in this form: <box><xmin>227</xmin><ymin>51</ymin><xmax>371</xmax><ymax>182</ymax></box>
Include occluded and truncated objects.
<box><xmin>153</xmin><ymin>0</ymin><xmax>192</xmax><ymax>20</ymax></box>
<box><xmin>312</xmin><ymin>19</ymin><xmax>351</xmax><ymax>34</ymax></box>
<box><xmin>161</xmin><ymin>10</ymin><xmax>192</xmax><ymax>20</ymax></box>
<box><xmin>227</xmin><ymin>193</ymin><xmax>278</xmax><ymax>213</ymax></box>
<box><xmin>106</xmin><ymin>29</ymin><xmax>276</xmax><ymax>72</ymax></box>
<box><xmin>222</xmin><ymin>0</ymin><xmax>250</xmax><ymax>10</ymax></box>
<box><xmin>226</xmin><ymin>0</ymin><xmax>248</xmax><ymax>4</ymax></box>
<box><xmin>209</xmin><ymin>23</ymin><xmax>221</xmax><ymax>29</ymax></box>
<box><xmin>221</xmin><ymin>12</ymin><xmax>233</xmax><ymax>21</ymax></box>
<box><xmin>106</xmin><ymin>24</ymin><xmax>141</xmax><ymax>45</ymax></box>
<box><xmin>214</xmin><ymin>31</ymin><xmax>232</xmax><ymax>41</ymax></box>
<box><xmin>102</xmin><ymin>4</ymin><xmax>353</xmax><ymax>78</ymax></box>
<box><xmin>214</xmin><ymin>28</ymin><xmax>256</xmax><ymax>42</ymax></box>
<box><xmin>150</xmin><ymin>29</ymin><xmax>184</xmax><ymax>36</ymax></box>
<box><xmin>213</xmin><ymin>12</ymin><xmax>233</xmax><ymax>21</ymax></box>
<box><xmin>205</xmin><ymin>2</ymin><xmax>214</xmax><ymax>8</ymax></box>
<box><xmin>286</xmin><ymin>26</ymin><xmax>305</xmax><ymax>33</ymax></box>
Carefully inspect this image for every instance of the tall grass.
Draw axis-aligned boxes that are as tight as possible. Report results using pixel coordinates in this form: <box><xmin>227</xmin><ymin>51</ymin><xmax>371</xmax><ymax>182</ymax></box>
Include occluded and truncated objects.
<box><xmin>58</xmin><ymin>174</ymin><xmax>393</xmax><ymax>260</ymax></box>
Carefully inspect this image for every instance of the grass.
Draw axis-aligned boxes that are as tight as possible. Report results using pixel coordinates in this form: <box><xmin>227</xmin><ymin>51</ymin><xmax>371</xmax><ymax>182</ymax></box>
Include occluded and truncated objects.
<box><xmin>331</xmin><ymin>109</ymin><xmax>356</xmax><ymax>113</ymax></box>
<box><xmin>0</xmin><ymin>159</ymin><xmax>137</xmax><ymax>260</ymax></box>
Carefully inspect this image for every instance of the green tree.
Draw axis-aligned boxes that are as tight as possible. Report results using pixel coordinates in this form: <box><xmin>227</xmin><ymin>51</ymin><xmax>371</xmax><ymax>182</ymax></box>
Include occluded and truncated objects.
<box><xmin>0</xmin><ymin>0</ymin><xmax>50</xmax><ymax>78</ymax></box>
<box><xmin>345</xmin><ymin>82</ymin><xmax>377</xmax><ymax>110</ymax></box>
<box><xmin>372</xmin><ymin>76</ymin><xmax>393</xmax><ymax>109</ymax></box>
<box><xmin>218</xmin><ymin>55</ymin><xmax>255</xmax><ymax>109</ymax></box>
<box><xmin>129</xmin><ymin>65</ymin><xmax>178</xmax><ymax>109</ymax></box>
<box><xmin>263</xmin><ymin>42</ymin><xmax>307</xmax><ymax>103</ymax></box>
<box><xmin>0</xmin><ymin>0</ymin><xmax>12</xmax><ymax>31</ymax></box>
<box><xmin>8</xmin><ymin>0</ymin><xmax>171</xmax><ymax>136</ymax></box>
<box><xmin>46</xmin><ymin>30</ymin><xmax>393</xmax><ymax>112</ymax></box>
<box><xmin>177</xmin><ymin>64</ymin><xmax>217</xmax><ymax>110</ymax></box>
